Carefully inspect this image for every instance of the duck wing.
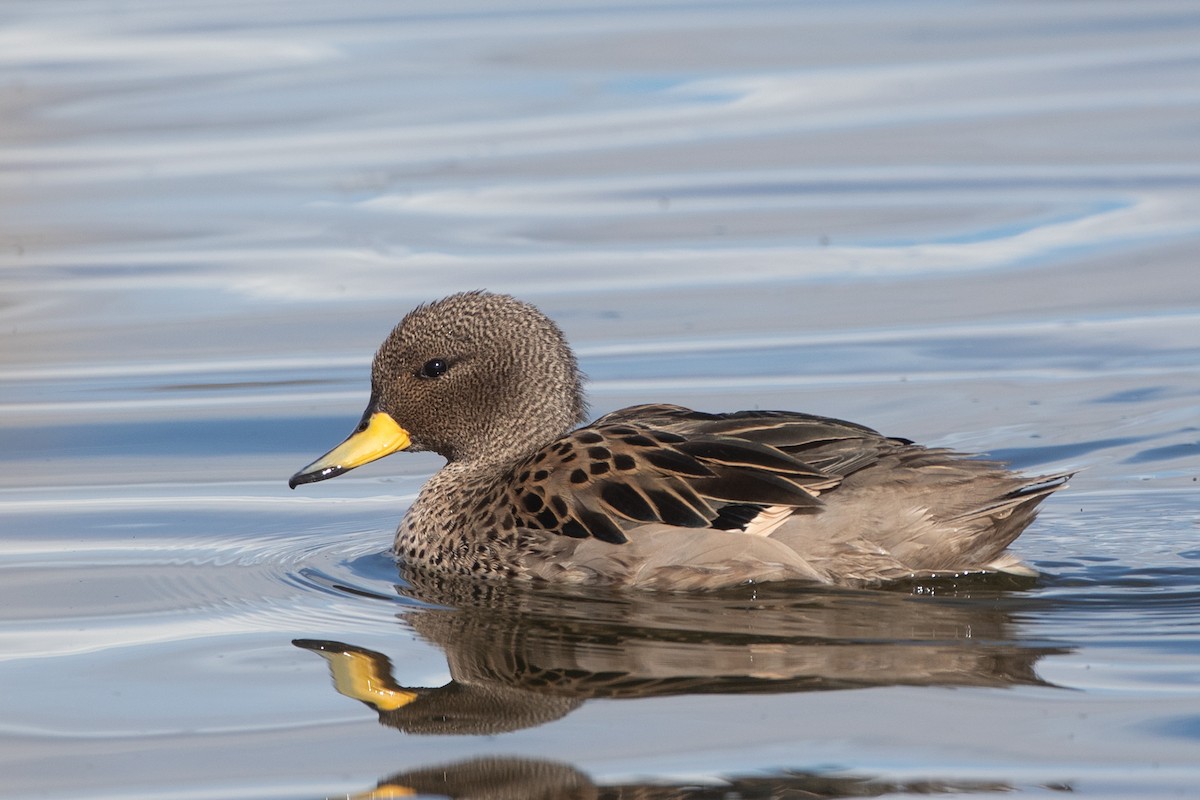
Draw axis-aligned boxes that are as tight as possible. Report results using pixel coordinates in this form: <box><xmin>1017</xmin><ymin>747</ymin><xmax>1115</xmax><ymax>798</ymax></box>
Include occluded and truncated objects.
<box><xmin>503</xmin><ymin>404</ymin><xmax>901</xmax><ymax>545</ymax></box>
<box><xmin>596</xmin><ymin>404</ymin><xmax>914</xmax><ymax>476</ymax></box>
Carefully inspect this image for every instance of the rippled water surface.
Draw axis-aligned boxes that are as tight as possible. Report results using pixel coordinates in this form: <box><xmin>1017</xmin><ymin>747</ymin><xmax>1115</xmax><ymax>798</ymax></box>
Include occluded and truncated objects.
<box><xmin>3</xmin><ymin>2</ymin><xmax>1199</xmax><ymax>798</ymax></box>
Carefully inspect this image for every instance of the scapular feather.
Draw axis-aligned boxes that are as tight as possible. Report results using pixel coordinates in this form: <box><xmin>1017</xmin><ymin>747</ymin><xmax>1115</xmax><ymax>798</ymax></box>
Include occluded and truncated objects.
<box><xmin>599</xmin><ymin>482</ymin><xmax>659</xmax><ymax>522</ymax></box>
<box><xmin>642</xmin><ymin>487</ymin><xmax>712</xmax><ymax>528</ymax></box>
<box><xmin>690</xmin><ymin>466</ymin><xmax>824</xmax><ymax>508</ymax></box>
<box><xmin>676</xmin><ymin>437</ymin><xmax>826</xmax><ymax>478</ymax></box>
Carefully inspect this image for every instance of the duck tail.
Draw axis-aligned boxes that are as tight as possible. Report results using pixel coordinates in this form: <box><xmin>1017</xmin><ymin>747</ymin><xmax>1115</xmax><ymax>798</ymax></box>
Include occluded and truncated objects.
<box><xmin>950</xmin><ymin>470</ymin><xmax>1074</xmax><ymax>525</ymax></box>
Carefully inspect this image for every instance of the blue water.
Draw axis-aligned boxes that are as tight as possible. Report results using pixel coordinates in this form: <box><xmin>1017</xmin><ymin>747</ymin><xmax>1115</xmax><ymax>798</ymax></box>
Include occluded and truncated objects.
<box><xmin>2</xmin><ymin>2</ymin><xmax>1199</xmax><ymax>798</ymax></box>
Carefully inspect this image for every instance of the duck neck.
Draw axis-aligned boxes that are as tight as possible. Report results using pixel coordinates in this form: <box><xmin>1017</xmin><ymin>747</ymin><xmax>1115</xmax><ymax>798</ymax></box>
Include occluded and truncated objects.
<box><xmin>396</xmin><ymin>457</ymin><xmax>515</xmax><ymax>558</ymax></box>
<box><xmin>445</xmin><ymin>403</ymin><xmax>577</xmax><ymax>469</ymax></box>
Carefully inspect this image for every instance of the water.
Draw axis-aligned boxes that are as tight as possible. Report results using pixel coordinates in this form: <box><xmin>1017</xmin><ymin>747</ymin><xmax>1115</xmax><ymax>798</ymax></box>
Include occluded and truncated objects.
<box><xmin>2</xmin><ymin>1</ymin><xmax>1199</xmax><ymax>797</ymax></box>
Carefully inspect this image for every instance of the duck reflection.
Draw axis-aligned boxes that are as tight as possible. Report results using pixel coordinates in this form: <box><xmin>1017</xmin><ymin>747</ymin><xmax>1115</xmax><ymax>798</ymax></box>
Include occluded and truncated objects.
<box><xmin>295</xmin><ymin>570</ymin><xmax>1065</xmax><ymax>736</ymax></box>
<box><xmin>345</xmin><ymin>755</ymin><xmax>1037</xmax><ymax>799</ymax></box>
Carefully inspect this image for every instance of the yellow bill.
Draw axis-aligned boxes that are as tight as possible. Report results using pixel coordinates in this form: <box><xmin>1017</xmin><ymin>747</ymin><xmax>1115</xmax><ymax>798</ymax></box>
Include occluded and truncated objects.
<box><xmin>348</xmin><ymin>786</ymin><xmax>417</xmax><ymax>800</ymax></box>
<box><xmin>289</xmin><ymin>410</ymin><xmax>410</xmax><ymax>488</ymax></box>
<box><xmin>293</xmin><ymin>639</ymin><xmax>417</xmax><ymax>712</ymax></box>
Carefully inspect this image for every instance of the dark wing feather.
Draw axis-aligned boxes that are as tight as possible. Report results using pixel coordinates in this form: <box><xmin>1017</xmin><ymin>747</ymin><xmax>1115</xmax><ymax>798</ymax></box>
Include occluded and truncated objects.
<box><xmin>641</xmin><ymin>487</ymin><xmax>712</xmax><ymax>527</ymax></box>
<box><xmin>639</xmin><ymin>448</ymin><xmax>717</xmax><ymax>478</ymax></box>
<box><xmin>599</xmin><ymin>482</ymin><xmax>659</xmax><ymax>522</ymax></box>
<box><xmin>574</xmin><ymin>508</ymin><xmax>628</xmax><ymax>544</ymax></box>
<box><xmin>503</xmin><ymin>404</ymin><xmax>903</xmax><ymax>544</ymax></box>
<box><xmin>674</xmin><ymin>437</ymin><xmax>829</xmax><ymax>478</ymax></box>
<box><xmin>710</xmin><ymin>503</ymin><xmax>767</xmax><ymax>530</ymax></box>
<box><xmin>596</xmin><ymin>404</ymin><xmax>906</xmax><ymax>477</ymax></box>
<box><xmin>690</xmin><ymin>465</ymin><xmax>824</xmax><ymax>508</ymax></box>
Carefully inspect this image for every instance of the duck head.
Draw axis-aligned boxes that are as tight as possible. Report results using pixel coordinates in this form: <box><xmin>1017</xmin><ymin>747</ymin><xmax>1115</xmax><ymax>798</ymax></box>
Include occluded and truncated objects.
<box><xmin>289</xmin><ymin>291</ymin><xmax>586</xmax><ymax>487</ymax></box>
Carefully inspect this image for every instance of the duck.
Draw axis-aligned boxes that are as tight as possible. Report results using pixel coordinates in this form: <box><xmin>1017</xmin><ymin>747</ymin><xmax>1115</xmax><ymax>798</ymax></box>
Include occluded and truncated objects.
<box><xmin>289</xmin><ymin>291</ymin><xmax>1070</xmax><ymax>590</ymax></box>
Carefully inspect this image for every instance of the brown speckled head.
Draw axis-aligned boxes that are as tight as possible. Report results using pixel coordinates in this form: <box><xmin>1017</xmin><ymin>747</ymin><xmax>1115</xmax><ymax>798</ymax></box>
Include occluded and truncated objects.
<box><xmin>371</xmin><ymin>291</ymin><xmax>587</xmax><ymax>465</ymax></box>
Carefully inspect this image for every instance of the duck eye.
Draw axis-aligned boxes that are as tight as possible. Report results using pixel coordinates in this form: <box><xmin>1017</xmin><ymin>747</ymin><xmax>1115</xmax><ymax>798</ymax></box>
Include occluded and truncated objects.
<box><xmin>418</xmin><ymin>358</ymin><xmax>449</xmax><ymax>379</ymax></box>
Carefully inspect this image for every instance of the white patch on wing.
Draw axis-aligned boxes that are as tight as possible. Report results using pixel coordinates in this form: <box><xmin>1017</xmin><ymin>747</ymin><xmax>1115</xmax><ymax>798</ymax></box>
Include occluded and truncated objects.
<box><xmin>741</xmin><ymin>505</ymin><xmax>795</xmax><ymax>537</ymax></box>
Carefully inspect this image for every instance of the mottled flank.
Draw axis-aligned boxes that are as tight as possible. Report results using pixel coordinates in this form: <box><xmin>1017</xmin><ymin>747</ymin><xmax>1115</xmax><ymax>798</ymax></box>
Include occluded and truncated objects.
<box><xmin>293</xmin><ymin>291</ymin><xmax>1070</xmax><ymax>590</ymax></box>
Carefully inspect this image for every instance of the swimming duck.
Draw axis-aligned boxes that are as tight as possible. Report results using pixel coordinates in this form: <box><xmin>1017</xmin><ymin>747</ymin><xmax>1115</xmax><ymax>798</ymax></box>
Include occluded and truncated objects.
<box><xmin>290</xmin><ymin>291</ymin><xmax>1069</xmax><ymax>590</ymax></box>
